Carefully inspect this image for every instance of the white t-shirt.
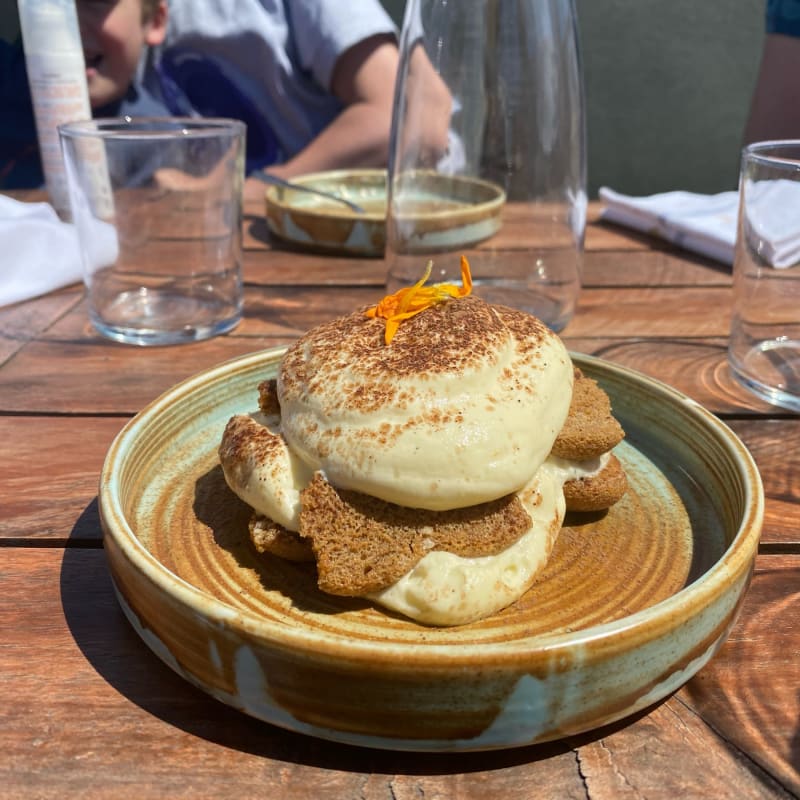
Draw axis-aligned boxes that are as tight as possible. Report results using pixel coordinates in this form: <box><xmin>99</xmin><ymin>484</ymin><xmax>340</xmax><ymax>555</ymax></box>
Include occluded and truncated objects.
<box><xmin>143</xmin><ymin>0</ymin><xmax>397</xmax><ymax>172</ymax></box>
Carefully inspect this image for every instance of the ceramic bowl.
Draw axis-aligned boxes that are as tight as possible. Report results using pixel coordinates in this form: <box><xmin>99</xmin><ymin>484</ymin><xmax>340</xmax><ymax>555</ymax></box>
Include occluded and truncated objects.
<box><xmin>263</xmin><ymin>169</ymin><xmax>505</xmax><ymax>257</ymax></box>
<box><xmin>386</xmin><ymin>169</ymin><xmax>506</xmax><ymax>254</ymax></box>
<box><xmin>99</xmin><ymin>350</ymin><xmax>763</xmax><ymax>751</ymax></box>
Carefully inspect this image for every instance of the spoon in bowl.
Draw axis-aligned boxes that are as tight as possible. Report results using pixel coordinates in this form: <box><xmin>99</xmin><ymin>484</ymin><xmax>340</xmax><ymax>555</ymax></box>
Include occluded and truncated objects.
<box><xmin>254</xmin><ymin>172</ymin><xmax>367</xmax><ymax>214</ymax></box>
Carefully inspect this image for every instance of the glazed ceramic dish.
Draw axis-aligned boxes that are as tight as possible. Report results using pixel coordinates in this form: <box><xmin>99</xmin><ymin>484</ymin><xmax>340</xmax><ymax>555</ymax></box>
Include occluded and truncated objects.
<box><xmin>99</xmin><ymin>349</ymin><xmax>763</xmax><ymax>751</ymax></box>
<box><xmin>263</xmin><ymin>169</ymin><xmax>505</xmax><ymax>257</ymax></box>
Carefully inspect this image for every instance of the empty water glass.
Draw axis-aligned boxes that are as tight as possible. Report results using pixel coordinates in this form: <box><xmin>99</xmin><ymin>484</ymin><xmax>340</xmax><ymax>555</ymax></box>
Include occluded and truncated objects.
<box><xmin>59</xmin><ymin>117</ymin><xmax>245</xmax><ymax>346</ymax></box>
<box><xmin>728</xmin><ymin>140</ymin><xmax>800</xmax><ymax>411</ymax></box>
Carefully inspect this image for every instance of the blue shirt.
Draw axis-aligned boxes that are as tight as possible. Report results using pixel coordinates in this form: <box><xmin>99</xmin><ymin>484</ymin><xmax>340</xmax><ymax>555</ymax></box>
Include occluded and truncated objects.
<box><xmin>150</xmin><ymin>0</ymin><xmax>396</xmax><ymax>174</ymax></box>
<box><xmin>767</xmin><ymin>0</ymin><xmax>800</xmax><ymax>36</ymax></box>
<box><xmin>0</xmin><ymin>37</ymin><xmax>40</xmax><ymax>189</ymax></box>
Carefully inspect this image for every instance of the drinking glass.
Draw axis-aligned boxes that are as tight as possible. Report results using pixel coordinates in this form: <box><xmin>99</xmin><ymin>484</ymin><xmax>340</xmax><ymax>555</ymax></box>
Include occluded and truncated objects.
<box><xmin>385</xmin><ymin>0</ymin><xmax>586</xmax><ymax>332</ymax></box>
<box><xmin>59</xmin><ymin>117</ymin><xmax>245</xmax><ymax>346</ymax></box>
<box><xmin>728</xmin><ymin>140</ymin><xmax>800</xmax><ymax>412</ymax></box>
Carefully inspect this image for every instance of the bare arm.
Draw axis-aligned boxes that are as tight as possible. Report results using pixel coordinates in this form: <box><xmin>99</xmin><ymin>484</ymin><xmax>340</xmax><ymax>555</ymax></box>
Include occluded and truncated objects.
<box><xmin>744</xmin><ymin>33</ymin><xmax>800</xmax><ymax>144</ymax></box>
<box><xmin>243</xmin><ymin>33</ymin><xmax>398</xmax><ymax>202</ymax></box>
<box><xmin>268</xmin><ymin>34</ymin><xmax>398</xmax><ymax>178</ymax></box>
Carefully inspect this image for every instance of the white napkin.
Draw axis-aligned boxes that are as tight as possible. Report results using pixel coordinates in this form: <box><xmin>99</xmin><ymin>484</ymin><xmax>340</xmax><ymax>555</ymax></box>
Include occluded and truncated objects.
<box><xmin>0</xmin><ymin>195</ymin><xmax>118</xmax><ymax>308</ymax></box>
<box><xmin>600</xmin><ymin>183</ymin><xmax>800</xmax><ymax>268</ymax></box>
<box><xmin>598</xmin><ymin>186</ymin><xmax>738</xmax><ymax>265</ymax></box>
<box><xmin>0</xmin><ymin>196</ymin><xmax>84</xmax><ymax>307</ymax></box>
<box><xmin>743</xmin><ymin>179</ymin><xmax>800</xmax><ymax>269</ymax></box>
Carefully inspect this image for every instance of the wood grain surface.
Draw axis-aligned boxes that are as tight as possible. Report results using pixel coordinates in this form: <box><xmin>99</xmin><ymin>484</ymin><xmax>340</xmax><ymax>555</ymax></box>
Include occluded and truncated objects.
<box><xmin>1</xmin><ymin>197</ymin><xmax>798</xmax><ymax>799</ymax></box>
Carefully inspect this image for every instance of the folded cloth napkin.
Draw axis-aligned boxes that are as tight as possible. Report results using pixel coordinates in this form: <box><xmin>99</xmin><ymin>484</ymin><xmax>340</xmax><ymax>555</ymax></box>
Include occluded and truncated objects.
<box><xmin>0</xmin><ymin>195</ymin><xmax>85</xmax><ymax>308</ymax></box>
<box><xmin>598</xmin><ymin>186</ymin><xmax>738</xmax><ymax>265</ymax></box>
<box><xmin>1</xmin><ymin>195</ymin><xmax>120</xmax><ymax>308</ymax></box>
<box><xmin>742</xmin><ymin>179</ymin><xmax>800</xmax><ymax>269</ymax></box>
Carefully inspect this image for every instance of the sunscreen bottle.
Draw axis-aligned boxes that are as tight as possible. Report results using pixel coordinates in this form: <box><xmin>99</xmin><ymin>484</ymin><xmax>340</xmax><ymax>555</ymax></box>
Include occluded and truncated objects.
<box><xmin>18</xmin><ymin>0</ymin><xmax>92</xmax><ymax>219</ymax></box>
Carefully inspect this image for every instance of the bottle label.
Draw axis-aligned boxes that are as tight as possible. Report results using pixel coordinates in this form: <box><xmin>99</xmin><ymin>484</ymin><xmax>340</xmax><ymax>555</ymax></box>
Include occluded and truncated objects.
<box><xmin>25</xmin><ymin>50</ymin><xmax>92</xmax><ymax>217</ymax></box>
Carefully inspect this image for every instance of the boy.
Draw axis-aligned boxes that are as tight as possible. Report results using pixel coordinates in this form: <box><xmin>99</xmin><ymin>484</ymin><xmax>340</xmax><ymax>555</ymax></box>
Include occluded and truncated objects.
<box><xmin>2</xmin><ymin>0</ymin><xmax>399</xmax><ymax>202</ymax></box>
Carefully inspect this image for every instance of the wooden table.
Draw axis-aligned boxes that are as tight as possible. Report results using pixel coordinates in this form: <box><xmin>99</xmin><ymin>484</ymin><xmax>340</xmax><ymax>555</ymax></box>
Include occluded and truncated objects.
<box><xmin>2</xmin><ymin>195</ymin><xmax>798</xmax><ymax>799</ymax></box>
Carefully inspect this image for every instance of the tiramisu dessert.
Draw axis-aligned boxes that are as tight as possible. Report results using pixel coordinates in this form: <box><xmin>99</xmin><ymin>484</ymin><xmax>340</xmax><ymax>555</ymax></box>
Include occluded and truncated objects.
<box><xmin>219</xmin><ymin>258</ymin><xmax>627</xmax><ymax>625</ymax></box>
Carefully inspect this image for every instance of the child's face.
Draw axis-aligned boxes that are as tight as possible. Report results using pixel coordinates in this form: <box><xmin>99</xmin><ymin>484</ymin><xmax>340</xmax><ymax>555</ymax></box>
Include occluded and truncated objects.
<box><xmin>77</xmin><ymin>0</ymin><xmax>167</xmax><ymax>109</ymax></box>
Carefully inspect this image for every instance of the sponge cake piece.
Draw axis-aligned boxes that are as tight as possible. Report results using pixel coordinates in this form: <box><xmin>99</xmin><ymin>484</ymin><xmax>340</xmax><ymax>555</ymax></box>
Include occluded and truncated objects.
<box><xmin>563</xmin><ymin>454</ymin><xmax>628</xmax><ymax>512</ymax></box>
<box><xmin>552</xmin><ymin>368</ymin><xmax>627</xmax><ymax>512</ymax></box>
<box><xmin>551</xmin><ymin>368</ymin><xmax>625</xmax><ymax>460</ymax></box>
<box><xmin>299</xmin><ymin>472</ymin><xmax>534</xmax><ymax>596</ymax></box>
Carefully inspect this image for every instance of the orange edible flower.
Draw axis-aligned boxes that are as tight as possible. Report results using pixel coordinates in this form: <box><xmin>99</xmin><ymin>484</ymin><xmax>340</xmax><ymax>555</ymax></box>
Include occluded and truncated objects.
<box><xmin>365</xmin><ymin>256</ymin><xmax>473</xmax><ymax>344</ymax></box>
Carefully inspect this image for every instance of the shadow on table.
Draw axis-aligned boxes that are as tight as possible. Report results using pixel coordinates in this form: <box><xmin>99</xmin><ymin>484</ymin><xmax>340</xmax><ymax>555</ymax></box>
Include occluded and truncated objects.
<box><xmin>61</xmin><ymin>498</ymin><xmax>659</xmax><ymax>774</ymax></box>
<box><xmin>593</xmin><ymin>220</ymin><xmax>732</xmax><ymax>277</ymax></box>
<box><xmin>245</xmin><ymin>214</ymin><xmax>270</xmax><ymax>246</ymax></box>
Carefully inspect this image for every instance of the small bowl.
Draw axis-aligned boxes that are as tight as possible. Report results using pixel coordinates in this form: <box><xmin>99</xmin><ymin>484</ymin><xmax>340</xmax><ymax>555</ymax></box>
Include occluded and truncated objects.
<box><xmin>265</xmin><ymin>169</ymin><xmax>387</xmax><ymax>256</ymax></box>
<box><xmin>264</xmin><ymin>169</ymin><xmax>506</xmax><ymax>257</ymax></box>
<box><xmin>99</xmin><ymin>350</ymin><xmax>763</xmax><ymax>751</ymax></box>
<box><xmin>386</xmin><ymin>169</ymin><xmax>506</xmax><ymax>254</ymax></box>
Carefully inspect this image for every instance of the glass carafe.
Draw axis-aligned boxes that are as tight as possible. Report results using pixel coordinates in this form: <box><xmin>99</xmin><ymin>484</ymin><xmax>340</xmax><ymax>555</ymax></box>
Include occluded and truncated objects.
<box><xmin>385</xmin><ymin>0</ymin><xmax>586</xmax><ymax>332</ymax></box>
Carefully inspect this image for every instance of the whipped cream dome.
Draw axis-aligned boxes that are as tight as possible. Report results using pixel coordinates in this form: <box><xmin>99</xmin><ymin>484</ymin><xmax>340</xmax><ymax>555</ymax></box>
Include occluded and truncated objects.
<box><xmin>221</xmin><ymin>296</ymin><xmax>581</xmax><ymax>625</ymax></box>
<box><xmin>278</xmin><ymin>297</ymin><xmax>573</xmax><ymax>511</ymax></box>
